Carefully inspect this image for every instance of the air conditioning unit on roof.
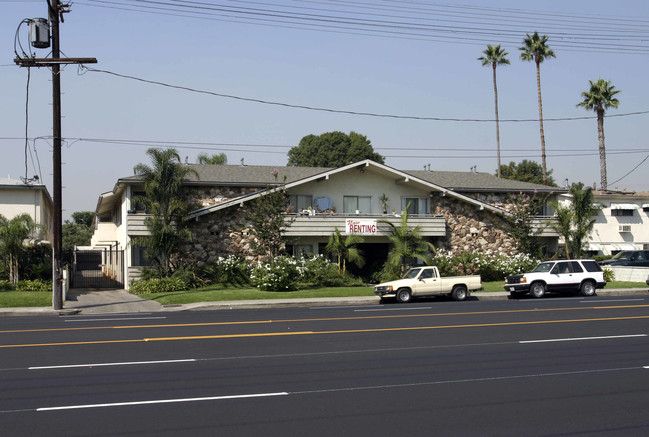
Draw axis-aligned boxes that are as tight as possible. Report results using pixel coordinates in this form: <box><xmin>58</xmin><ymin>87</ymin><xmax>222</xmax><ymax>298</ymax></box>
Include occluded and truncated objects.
<box><xmin>619</xmin><ymin>225</ymin><xmax>632</xmax><ymax>232</ymax></box>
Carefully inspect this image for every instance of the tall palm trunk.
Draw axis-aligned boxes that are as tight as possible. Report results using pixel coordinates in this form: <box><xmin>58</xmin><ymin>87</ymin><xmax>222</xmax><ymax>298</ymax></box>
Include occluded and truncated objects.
<box><xmin>492</xmin><ymin>63</ymin><xmax>502</xmax><ymax>177</ymax></box>
<box><xmin>535</xmin><ymin>59</ymin><xmax>547</xmax><ymax>185</ymax></box>
<box><xmin>597</xmin><ymin>108</ymin><xmax>607</xmax><ymax>190</ymax></box>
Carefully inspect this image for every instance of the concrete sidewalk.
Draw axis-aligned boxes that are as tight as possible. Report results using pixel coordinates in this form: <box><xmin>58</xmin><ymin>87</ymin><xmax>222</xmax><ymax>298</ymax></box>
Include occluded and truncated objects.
<box><xmin>1</xmin><ymin>287</ymin><xmax>646</xmax><ymax>317</ymax></box>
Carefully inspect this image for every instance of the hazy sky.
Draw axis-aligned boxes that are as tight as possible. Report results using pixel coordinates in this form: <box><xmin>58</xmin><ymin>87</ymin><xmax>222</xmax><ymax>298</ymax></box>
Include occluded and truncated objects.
<box><xmin>2</xmin><ymin>0</ymin><xmax>648</xmax><ymax>218</ymax></box>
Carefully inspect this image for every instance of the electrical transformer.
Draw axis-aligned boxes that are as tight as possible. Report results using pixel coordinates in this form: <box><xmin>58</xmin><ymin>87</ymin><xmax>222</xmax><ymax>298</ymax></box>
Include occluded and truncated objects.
<box><xmin>29</xmin><ymin>18</ymin><xmax>50</xmax><ymax>49</ymax></box>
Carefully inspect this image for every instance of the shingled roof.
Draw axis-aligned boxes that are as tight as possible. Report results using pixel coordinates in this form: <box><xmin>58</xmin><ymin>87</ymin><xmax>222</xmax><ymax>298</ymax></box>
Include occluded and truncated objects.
<box><xmin>121</xmin><ymin>162</ymin><xmax>559</xmax><ymax>193</ymax></box>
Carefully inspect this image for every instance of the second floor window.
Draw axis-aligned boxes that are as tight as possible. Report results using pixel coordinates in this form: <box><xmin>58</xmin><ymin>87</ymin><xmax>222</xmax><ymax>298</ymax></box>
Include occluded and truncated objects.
<box><xmin>344</xmin><ymin>196</ymin><xmax>371</xmax><ymax>214</ymax></box>
<box><xmin>612</xmin><ymin>209</ymin><xmax>634</xmax><ymax>217</ymax></box>
<box><xmin>132</xmin><ymin>191</ymin><xmax>149</xmax><ymax>213</ymax></box>
<box><xmin>289</xmin><ymin>194</ymin><xmax>313</xmax><ymax>212</ymax></box>
<box><xmin>402</xmin><ymin>197</ymin><xmax>429</xmax><ymax>215</ymax></box>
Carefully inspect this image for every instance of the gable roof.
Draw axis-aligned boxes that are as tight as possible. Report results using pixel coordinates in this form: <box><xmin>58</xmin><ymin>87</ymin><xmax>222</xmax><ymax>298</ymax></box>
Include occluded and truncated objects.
<box><xmin>187</xmin><ymin>159</ymin><xmax>550</xmax><ymax>219</ymax></box>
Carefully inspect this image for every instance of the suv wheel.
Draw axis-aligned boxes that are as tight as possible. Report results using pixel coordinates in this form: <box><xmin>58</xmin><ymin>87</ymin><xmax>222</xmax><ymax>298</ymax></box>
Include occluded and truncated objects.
<box><xmin>580</xmin><ymin>281</ymin><xmax>596</xmax><ymax>297</ymax></box>
<box><xmin>530</xmin><ymin>282</ymin><xmax>546</xmax><ymax>298</ymax></box>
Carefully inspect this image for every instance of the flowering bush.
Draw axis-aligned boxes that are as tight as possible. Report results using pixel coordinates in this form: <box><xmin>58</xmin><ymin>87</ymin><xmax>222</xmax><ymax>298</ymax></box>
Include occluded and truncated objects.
<box><xmin>431</xmin><ymin>250</ymin><xmax>540</xmax><ymax>281</ymax></box>
<box><xmin>198</xmin><ymin>255</ymin><xmax>252</xmax><ymax>286</ymax></box>
<box><xmin>251</xmin><ymin>256</ymin><xmax>301</xmax><ymax>291</ymax></box>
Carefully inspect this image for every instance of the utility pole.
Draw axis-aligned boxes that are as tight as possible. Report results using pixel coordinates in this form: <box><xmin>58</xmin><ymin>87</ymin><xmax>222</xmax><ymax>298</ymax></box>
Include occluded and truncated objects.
<box><xmin>14</xmin><ymin>1</ymin><xmax>96</xmax><ymax>310</ymax></box>
<box><xmin>51</xmin><ymin>0</ymin><xmax>63</xmax><ymax>310</ymax></box>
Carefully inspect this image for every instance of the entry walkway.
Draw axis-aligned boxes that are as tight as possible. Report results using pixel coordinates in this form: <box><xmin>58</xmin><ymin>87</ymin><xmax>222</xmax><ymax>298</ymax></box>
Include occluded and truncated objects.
<box><xmin>65</xmin><ymin>289</ymin><xmax>163</xmax><ymax>314</ymax></box>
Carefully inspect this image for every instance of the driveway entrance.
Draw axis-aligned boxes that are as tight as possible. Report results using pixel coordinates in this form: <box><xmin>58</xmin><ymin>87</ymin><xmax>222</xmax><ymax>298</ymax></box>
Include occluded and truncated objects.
<box><xmin>71</xmin><ymin>249</ymin><xmax>124</xmax><ymax>289</ymax></box>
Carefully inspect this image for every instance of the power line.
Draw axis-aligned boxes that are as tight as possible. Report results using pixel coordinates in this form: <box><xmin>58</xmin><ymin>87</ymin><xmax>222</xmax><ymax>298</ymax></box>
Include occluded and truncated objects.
<box><xmin>74</xmin><ymin>0</ymin><xmax>649</xmax><ymax>54</ymax></box>
<box><xmin>4</xmin><ymin>136</ymin><xmax>648</xmax><ymax>160</ymax></box>
<box><xmin>79</xmin><ymin>65</ymin><xmax>649</xmax><ymax>123</ymax></box>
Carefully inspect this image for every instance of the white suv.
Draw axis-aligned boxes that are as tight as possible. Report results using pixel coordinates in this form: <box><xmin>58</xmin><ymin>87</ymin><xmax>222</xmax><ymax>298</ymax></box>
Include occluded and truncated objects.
<box><xmin>504</xmin><ymin>259</ymin><xmax>606</xmax><ymax>298</ymax></box>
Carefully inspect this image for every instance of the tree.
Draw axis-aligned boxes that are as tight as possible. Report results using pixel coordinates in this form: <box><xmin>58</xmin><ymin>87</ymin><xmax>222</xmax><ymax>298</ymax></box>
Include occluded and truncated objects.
<box><xmin>62</xmin><ymin>211</ymin><xmax>95</xmax><ymax>252</ymax></box>
<box><xmin>545</xmin><ymin>183</ymin><xmax>599</xmax><ymax>259</ymax></box>
<box><xmin>478</xmin><ymin>44</ymin><xmax>510</xmax><ymax>178</ymax></box>
<box><xmin>0</xmin><ymin>213</ymin><xmax>37</xmax><ymax>284</ymax></box>
<box><xmin>197</xmin><ymin>152</ymin><xmax>227</xmax><ymax>165</ymax></box>
<box><xmin>577</xmin><ymin>79</ymin><xmax>620</xmax><ymax>191</ymax></box>
<box><xmin>505</xmin><ymin>192</ymin><xmax>550</xmax><ymax>256</ymax></box>
<box><xmin>326</xmin><ymin>227</ymin><xmax>365</xmax><ymax>275</ymax></box>
<box><xmin>379</xmin><ymin>206</ymin><xmax>435</xmax><ymax>275</ymax></box>
<box><xmin>568</xmin><ymin>183</ymin><xmax>599</xmax><ymax>258</ymax></box>
<box><xmin>132</xmin><ymin>148</ymin><xmax>198</xmax><ymax>277</ymax></box>
<box><xmin>545</xmin><ymin>201</ymin><xmax>574</xmax><ymax>259</ymax></box>
<box><xmin>288</xmin><ymin>131</ymin><xmax>384</xmax><ymax>167</ymax></box>
<box><xmin>499</xmin><ymin>160</ymin><xmax>557</xmax><ymax>186</ymax></box>
<box><xmin>519</xmin><ymin>32</ymin><xmax>556</xmax><ymax>185</ymax></box>
<box><xmin>244</xmin><ymin>172</ymin><xmax>294</xmax><ymax>258</ymax></box>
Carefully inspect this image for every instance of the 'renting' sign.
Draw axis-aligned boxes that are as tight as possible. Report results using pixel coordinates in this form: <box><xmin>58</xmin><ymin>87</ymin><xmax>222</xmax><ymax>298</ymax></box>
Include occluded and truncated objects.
<box><xmin>346</xmin><ymin>219</ymin><xmax>377</xmax><ymax>235</ymax></box>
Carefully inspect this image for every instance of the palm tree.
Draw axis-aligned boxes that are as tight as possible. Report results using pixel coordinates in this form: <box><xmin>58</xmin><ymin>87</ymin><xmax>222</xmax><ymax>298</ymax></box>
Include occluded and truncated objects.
<box><xmin>132</xmin><ymin>148</ymin><xmax>199</xmax><ymax>276</ymax></box>
<box><xmin>519</xmin><ymin>32</ymin><xmax>556</xmax><ymax>185</ymax></box>
<box><xmin>326</xmin><ymin>227</ymin><xmax>365</xmax><ymax>275</ymax></box>
<box><xmin>577</xmin><ymin>79</ymin><xmax>620</xmax><ymax>191</ymax></box>
<box><xmin>379</xmin><ymin>206</ymin><xmax>435</xmax><ymax>275</ymax></box>
<box><xmin>478</xmin><ymin>44</ymin><xmax>510</xmax><ymax>177</ymax></box>
<box><xmin>0</xmin><ymin>213</ymin><xmax>37</xmax><ymax>284</ymax></box>
<box><xmin>197</xmin><ymin>153</ymin><xmax>227</xmax><ymax>165</ymax></box>
<box><xmin>569</xmin><ymin>183</ymin><xmax>599</xmax><ymax>258</ymax></box>
<box><xmin>545</xmin><ymin>201</ymin><xmax>574</xmax><ymax>259</ymax></box>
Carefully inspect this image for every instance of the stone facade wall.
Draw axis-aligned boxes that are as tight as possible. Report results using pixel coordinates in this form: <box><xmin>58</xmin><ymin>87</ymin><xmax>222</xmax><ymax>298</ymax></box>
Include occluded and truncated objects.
<box><xmin>430</xmin><ymin>194</ymin><xmax>519</xmax><ymax>255</ymax></box>
<box><xmin>184</xmin><ymin>206</ymin><xmax>258</xmax><ymax>266</ymax></box>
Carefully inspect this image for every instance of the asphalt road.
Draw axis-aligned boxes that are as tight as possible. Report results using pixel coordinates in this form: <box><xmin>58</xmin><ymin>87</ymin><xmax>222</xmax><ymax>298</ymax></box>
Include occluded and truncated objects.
<box><xmin>1</xmin><ymin>295</ymin><xmax>649</xmax><ymax>436</ymax></box>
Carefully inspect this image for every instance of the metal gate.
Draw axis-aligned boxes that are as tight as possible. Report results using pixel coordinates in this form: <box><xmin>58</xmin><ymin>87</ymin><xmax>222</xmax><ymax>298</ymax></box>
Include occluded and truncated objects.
<box><xmin>71</xmin><ymin>249</ymin><xmax>124</xmax><ymax>289</ymax></box>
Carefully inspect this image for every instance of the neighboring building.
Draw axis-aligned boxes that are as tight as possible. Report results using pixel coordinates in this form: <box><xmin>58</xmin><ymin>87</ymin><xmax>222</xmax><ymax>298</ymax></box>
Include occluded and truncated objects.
<box><xmin>0</xmin><ymin>177</ymin><xmax>53</xmax><ymax>243</ymax></box>
<box><xmin>570</xmin><ymin>190</ymin><xmax>649</xmax><ymax>256</ymax></box>
<box><xmin>90</xmin><ymin>160</ymin><xmax>563</xmax><ymax>288</ymax></box>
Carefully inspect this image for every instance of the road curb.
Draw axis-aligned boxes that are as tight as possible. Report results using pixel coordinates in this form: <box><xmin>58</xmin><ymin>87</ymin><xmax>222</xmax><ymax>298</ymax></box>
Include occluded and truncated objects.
<box><xmin>2</xmin><ymin>289</ymin><xmax>647</xmax><ymax>316</ymax></box>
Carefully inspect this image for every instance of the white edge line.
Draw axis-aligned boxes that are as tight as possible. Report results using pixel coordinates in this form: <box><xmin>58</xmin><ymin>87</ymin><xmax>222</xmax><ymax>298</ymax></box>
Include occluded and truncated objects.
<box><xmin>355</xmin><ymin>307</ymin><xmax>433</xmax><ymax>312</ymax></box>
<box><xmin>61</xmin><ymin>313</ymin><xmax>153</xmax><ymax>318</ymax></box>
<box><xmin>580</xmin><ymin>299</ymin><xmax>645</xmax><ymax>303</ymax></box>
<box><xmin>37</xmin><ymin>392</ymin><xmax>288</xmax><ymax>411</ymax></box>
<box><xmin>29</xmin><ymin>359</ymin><xmax>196</xmax><ymax>370</ymax></box>
<box><xmin>65</xmin><ymin>317</ymin><xmax>167</xmax><ymax>323</ymax></box>
<box><xmin>520</xmin><ymin>334</ymin><xmax>647</xmax><ymax>344</ymax></box>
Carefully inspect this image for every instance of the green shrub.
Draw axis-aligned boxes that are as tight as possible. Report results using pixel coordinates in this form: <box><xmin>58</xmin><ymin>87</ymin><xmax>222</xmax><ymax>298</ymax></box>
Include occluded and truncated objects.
<box><xmin>129</xmin><ymin>277</ymin><xmax>190</xmax><ymax>294</ymax></box>
<box><xmin>171</xmin><ymin>267</ymin><xmax>205</xmax><ymax>289</ymax></box>
<box><xmin>298</xmin><ymin>255</ymin><xmax>363</xmax><ymax>287</ymax></box>
<box><xmin>0</xmin><ymin>280</ymin><xmax>15</xmax><ymax>291</ymax></box>
<box><xmin>15</xmin><ymin>279</ymin><xmax>51</xmax><ymax>291</ymax></box>
<box><xmin>602</xmin><ymin>266</ymin><xmax>615</xmax><ymax>282</ymax></box>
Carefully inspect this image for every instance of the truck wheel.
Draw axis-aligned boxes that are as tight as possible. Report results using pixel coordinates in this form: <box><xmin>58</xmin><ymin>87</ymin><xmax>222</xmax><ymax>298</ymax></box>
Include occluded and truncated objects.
<box><xmin>451</xmin><ymin>285</ymin><xmax>468</xmax><ymax>301</ymax></box>
<box><xmin>530</xmin><ymin>282</ymin><xmax>546</xmax><ymax>298</ymax></box>
<box><xmin>580</xmin><ymin>281</ymin><xmax>596</xmax><ymax>297</ymax></box>
<box><xmin>396</xmin><ymin>288</ymin><xmax>412</xmax><ymax>303</ymax></box>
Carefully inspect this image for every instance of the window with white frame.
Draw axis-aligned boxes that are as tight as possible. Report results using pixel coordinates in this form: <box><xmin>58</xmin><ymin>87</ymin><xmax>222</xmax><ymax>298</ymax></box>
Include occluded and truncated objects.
<box><xmin>289</xmin><ymin>194</ymin><xmax>313</xmax><ymax>212</ymax></box>
<box><xmin>402</xmin><ymin>197</ymin><xmax>429</xmax><ymax>215</ymax></box>
<box><xmin>343</xmin><ymin>196</ymin><xmax>371</xmax><ymax>214</ymax></box>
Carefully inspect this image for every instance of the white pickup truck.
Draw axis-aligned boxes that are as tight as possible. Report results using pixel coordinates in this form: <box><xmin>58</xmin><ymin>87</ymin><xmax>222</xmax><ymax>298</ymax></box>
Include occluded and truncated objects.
<box><xmin>374</xmin><ymin>266</ymin><xmax>482</xmax><ymax>303</ymax></box>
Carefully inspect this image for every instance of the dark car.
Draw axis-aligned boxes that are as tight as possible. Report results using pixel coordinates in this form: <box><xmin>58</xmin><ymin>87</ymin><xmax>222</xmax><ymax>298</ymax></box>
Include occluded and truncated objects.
<box><xmin>599</xmin><ymin>250</ymin><xmax>649</xmax><ymax>267</ymax></box>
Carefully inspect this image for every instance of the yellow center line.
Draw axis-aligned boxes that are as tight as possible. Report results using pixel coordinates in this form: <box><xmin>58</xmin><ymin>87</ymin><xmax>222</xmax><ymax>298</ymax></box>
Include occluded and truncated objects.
<box><xmin>2</xmin><ymin>315</ymin><xmax>648</xmax><ymax>348</ymax></box>
<box><xmin>1</xmin><ymin>304</ymin><xmax>648</xmax><ymax>335</ymax></box>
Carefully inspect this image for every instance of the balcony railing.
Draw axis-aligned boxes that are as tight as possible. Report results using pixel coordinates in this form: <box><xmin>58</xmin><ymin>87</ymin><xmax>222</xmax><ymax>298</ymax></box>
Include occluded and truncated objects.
<box><xmin>284</xmin><ymin>212</ymin><xmax>446</xmax><ymax>237</ymax></box>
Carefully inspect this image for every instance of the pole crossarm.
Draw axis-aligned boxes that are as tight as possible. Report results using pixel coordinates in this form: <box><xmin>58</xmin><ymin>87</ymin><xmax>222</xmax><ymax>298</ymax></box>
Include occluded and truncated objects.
<box><xmin>14</xmin><ymin>57</ymin><xmax>97</xmax><ymax>67</ymax></box>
